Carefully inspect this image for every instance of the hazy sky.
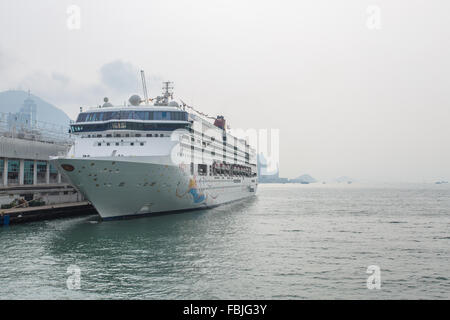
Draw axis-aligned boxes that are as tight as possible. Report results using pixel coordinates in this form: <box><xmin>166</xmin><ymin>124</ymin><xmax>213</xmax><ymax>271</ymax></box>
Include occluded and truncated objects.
<box><xmin>1</xmin><ymin>0</ymin><xmax>449</xmax><ymax>182</ymax></box>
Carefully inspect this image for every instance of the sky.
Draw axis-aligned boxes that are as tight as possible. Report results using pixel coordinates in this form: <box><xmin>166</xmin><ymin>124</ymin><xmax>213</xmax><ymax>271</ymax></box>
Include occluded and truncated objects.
<box><xmin>0</xmin><ymin>0</ymin><xmax>449</xmax><ymax>182</ymax></box>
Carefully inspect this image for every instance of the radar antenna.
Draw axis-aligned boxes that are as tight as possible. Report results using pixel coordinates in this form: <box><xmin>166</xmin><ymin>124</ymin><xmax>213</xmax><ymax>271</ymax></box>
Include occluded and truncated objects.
<box><xmin>154</xmin><ymin>81</ymin><xmax>174</xmax><ymax>106</ymax></box>
<box><xmin>162</xmin><ymin>81</ymin><xmax>173</xmax><ymax>100</ymax></box>
<box><xmin>140</xmin><ymin>70</ymin><xmax>149</xmax><ymax>105</ymax></box>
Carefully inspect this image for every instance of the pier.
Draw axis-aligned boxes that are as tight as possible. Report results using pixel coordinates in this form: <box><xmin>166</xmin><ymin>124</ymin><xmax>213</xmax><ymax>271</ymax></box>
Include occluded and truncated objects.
<box><xmin>0</xmin><ymin>201</ymin><xmax>97</xmax><ymax>226</ymax></box>
<box><xmin>0</xmin><ymin>96</ymin><xmax>91</xmax><ymax>226</ymax></box>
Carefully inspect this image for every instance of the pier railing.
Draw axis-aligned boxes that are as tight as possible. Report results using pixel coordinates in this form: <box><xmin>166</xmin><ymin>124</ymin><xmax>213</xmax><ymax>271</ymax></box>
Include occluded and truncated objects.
<box><xmin>0</xmin><ymin>112</ymin><xmax>73</xmax><ymax>145</ymax></box>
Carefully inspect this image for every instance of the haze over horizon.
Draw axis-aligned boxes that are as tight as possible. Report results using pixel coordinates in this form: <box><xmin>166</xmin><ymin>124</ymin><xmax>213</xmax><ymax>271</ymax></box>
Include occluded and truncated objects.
<box><xmin>1</xmin><ymin>0</ymin><xmax>449</xmax><ymax>183</ymax></box>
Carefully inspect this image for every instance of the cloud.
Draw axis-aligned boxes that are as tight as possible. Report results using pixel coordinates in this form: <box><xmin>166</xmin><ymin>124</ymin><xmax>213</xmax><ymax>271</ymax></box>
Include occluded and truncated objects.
<box><xmin>0</xmin><ymin>47</ymin><xmax>26</xmax><ymax>88</ymax></box>
<box><xmin>0</xmin><ymin>50</ymin><xmax>164</xmax><ymax>119</ymax></box>
<box><xmin>99</xmin><ymin>60</ymin><xmax>140</xmax><ymax>94</ymax></box>
<box><xmin>51</xmin><ymin>72</ymin><xmax>70</xmax><ymax>86</ymax></box>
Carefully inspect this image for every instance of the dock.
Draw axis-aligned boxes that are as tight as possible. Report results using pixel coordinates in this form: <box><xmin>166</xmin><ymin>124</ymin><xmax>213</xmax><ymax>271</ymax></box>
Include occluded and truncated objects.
<box><xmin>0</xmin><ymin>201</ymin><xmax>98</xmax><ymax>226</ymax></box>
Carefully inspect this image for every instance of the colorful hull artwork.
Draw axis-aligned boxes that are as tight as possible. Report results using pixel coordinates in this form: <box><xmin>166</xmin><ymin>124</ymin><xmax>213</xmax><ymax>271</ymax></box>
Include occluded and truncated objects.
<box><xmin>176</xmin><ymin>176</ymin><xmax>218</xmax><ymax>204</ymax></box>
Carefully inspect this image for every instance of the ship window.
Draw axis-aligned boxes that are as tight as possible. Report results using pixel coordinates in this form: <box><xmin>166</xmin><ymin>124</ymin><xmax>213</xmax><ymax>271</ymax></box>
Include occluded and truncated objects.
<box><xmin>112</xmin><ymin>123</ymin><xmax>126</xmax><ymax>129</ymax></box>
<box><xmin>170</xmin><ymin>112</ymin><xmax>188</xmax><ymax>121</ymax></box>
<box><xmin>97</xmin><ymin>143</ymin><xmax>101</xmax><ymax>146</ymax></box>
<box><xmin>146</xmin><ymin>134</ymin><xmax>152</xmax><ymax>137</ymax></box>
<box><xmin>70</xmin><ymin>122</ymin><xmax>188</xmax><ymax>133</ymax></box>
<box><xmin>120</xmin><ymin>111</ymin><xmax>133</xmax><ymax>119</ymax></box>
<box><xmin>115</xmin><ymin>142</ymin><xmax>119</xmax><ymax>146</ymax></box>
<box><xmin>107</xmin><ymin>142</ymin><xmax>110</xmax><ymax>146</ymax></box>
<box><xmin>130</xmin><ymin>142</ymin><xmax>134</xmax><ymax>146</ymax></box>
<box><xmin>198</xmin><ymin>164</ymin><xmax>207</xmax><ymax>176</ymax></box>
<box><xmin>86</xmin><ymin>113</ymin><xmax>95</xmax><ymax>121</ymax></box>
<box><xmin>154</xmin><ymin>111</ymin><xmax>169</xmax><ymax>120</ymax></box>
<box><xmin>76</xmin><ymin>113</ymin><xmax>88</xmax><ymax>122</ymax></box>
<box><xmin>115</xmin><ymin>134</ymin><xmax>121</xmax><ymax>137</ymax></box>
<box><xmin>135</xmin><ymin>134</ymin><xmax>141</xmax><ymax>137</ymax></box>
<box><xmin>140</xmin><ymin>142</ymin><xmax>144</xmax><ymax>146</ymax></box>
<box><xmin>110</xmin><ymin>111</ymin><xmax>120</xmax><ymax>120</ymax></box>
<box><xmin>154</xmin><ymin>134</ymin><xmax>158</xmax><ymax>137</ymax></box>
<box><xmin>106</xmin><ymin>134</ymin><xmax>112</xmax><ymax>137</ymax></box>
<box><xmin>77</xmin><ymin>111</ymin><xmax>187</xmax><ymax>122</ymax></box>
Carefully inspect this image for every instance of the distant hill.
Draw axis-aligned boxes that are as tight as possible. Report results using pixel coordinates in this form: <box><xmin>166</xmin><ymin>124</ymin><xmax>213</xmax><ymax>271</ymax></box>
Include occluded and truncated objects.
<box><xmin>290</xmin><ymin>174</ymin><xmax>317</xmax><ymax>184</ymax></box>
<box><xmin>0</xmin><ymin>90</ymin><xmax>71</xmax><ymax>125</ymax></box>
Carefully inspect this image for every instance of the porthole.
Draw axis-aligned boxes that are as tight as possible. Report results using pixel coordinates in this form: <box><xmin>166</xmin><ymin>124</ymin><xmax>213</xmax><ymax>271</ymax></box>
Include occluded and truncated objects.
<box><xmin>61</xmin><ymin>164</ymin><xmax>75</xmax><ymax>172</ymax></box>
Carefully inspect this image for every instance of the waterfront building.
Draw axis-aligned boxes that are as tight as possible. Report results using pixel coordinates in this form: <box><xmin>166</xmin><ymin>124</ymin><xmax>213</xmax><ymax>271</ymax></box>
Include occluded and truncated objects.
<box><xmin>0</xmin><ymin>95</ymin><xmax>83</xmax><ymax>208</ymax></box>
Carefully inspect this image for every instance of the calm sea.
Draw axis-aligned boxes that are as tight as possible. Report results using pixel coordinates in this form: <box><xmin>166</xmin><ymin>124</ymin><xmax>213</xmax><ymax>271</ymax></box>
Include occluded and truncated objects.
<box><xmin>1</xmin><ymin>183</ymin><xmax>449</xmax><ymax>299</ymax></box>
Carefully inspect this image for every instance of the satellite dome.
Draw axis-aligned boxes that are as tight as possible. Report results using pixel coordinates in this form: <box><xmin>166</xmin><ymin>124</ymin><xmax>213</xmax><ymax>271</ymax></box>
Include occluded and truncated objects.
<box><xmin>102</xmin><ymin>97</ymin><xmax>113</xmax><ymax>108</ymax></box>
<box><xmin>129</xmin><ymin>94</ymin><xmax>142</xmax><ymax>106</ymax></box>
<box><xmin>168</xmin><ymin>101</ymin><xmax>179</xmax><ymax>107</ymax></box>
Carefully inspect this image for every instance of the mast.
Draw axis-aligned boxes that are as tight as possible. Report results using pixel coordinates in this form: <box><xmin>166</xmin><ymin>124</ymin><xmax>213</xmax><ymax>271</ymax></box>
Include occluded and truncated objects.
<box><xmin>154</xmin><ymin>81</ymin><xmax>174</xmax><ymax>106</ymax></box>
<box><xmin>140</xmin><ymin>70</ymin><xmax>149</xmax><ymax>105</ymax></box>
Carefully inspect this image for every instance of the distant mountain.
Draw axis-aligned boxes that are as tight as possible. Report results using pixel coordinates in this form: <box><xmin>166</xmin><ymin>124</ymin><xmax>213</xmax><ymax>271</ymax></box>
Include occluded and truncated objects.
<box><xmin>290</xmin><ymin>174</ymin><xmax>317</xmax><ymax>184</ymax></box>
<box><xmin>0</xmin><ymin>90</ymin><xmax>71</xmax><ymax>125</ymax></box>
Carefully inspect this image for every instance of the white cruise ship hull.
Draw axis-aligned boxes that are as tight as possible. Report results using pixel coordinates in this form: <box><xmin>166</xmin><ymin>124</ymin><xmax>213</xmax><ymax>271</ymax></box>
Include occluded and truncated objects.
<box><xmin>52</xmin><ymin>156</ymin><xmax>257</xmax><ymax>219</ymax></box>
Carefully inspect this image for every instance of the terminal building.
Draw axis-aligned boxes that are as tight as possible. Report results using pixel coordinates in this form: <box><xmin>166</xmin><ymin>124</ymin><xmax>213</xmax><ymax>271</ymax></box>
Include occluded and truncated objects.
<box><xmin>0</xmin><ymin>94</ymin><xmax>83</xmax><ymax>208</ymax></box>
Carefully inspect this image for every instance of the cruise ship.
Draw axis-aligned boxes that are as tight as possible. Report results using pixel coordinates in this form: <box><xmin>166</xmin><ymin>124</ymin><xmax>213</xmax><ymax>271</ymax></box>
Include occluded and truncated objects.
<box><xmin>51</xmin><ymin>80</ymin><xmax>258</xmax><ymax>219</ymax></box>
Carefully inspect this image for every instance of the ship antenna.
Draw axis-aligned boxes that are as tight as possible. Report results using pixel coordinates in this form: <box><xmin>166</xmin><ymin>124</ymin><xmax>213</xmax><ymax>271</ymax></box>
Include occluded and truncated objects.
<box><xmin>140</xmin><ymin>70</ymin><xmax>149</xmax><ymax>105</ymax></box>
<box><xmin>162</xmin><ymin>81</ymin><xmax>173</xmax><ymax>102</ymax></box>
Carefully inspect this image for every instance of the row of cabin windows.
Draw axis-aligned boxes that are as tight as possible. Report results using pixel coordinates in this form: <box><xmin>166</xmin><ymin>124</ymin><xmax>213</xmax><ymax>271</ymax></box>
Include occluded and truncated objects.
<box><xmin>181</xmin><ymin>144</ymin><xmax>249</xmax><ymax>159</ymax></box>
<box><xmin>86</xmin><ymin>133</ymin><xmax>167</xmax><ymax>138</ymax></box>
<box><xmin>97</xmin><ymin>142</ymin><xmax>146</xmax><ymax>147</ymax></box>
<box><xmin>173</xmin><ymin>126</ymin><xmax>252</xmax><ymax>151</ymax></box>
<box><xmin>76</xmin><ymin>111</ymin><xmax>188</xmax><ymax>122</ymax></box>
<box><xmin>71</xmin><ymin>122</ymin><xmax>188</xmax><ymax>133</ymax></box>
<box><xmin>194</xmin><ymin>163</ymin><xmax>256</xmax><ymax>177</ymax></box>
